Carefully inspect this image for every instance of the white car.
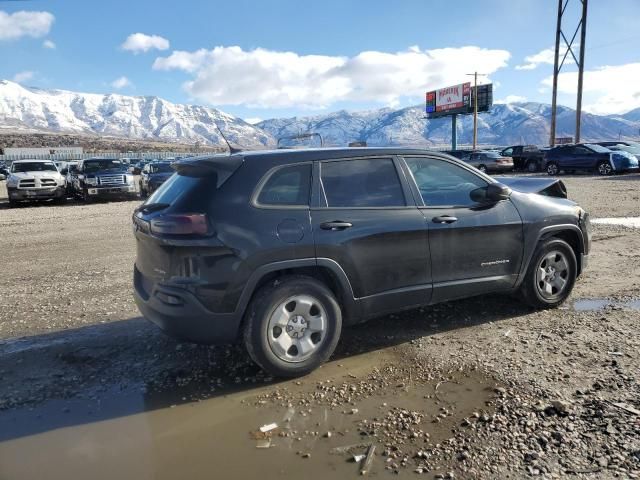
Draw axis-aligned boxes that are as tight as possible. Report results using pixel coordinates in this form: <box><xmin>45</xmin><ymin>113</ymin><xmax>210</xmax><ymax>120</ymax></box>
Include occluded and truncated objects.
<box><xmin>6</xmin><ymin>159</ymin><xmax>67</xmax><ymax>206</ymax></box>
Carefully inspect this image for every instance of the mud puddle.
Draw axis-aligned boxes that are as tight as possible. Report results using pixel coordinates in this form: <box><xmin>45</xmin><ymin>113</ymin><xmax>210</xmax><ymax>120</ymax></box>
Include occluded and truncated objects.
<box><xmin>573</xmin><ymin>297</ymin><xmax>640</xmax><ymax>312</ymax></box>
<box><xmin>0</xmin><ymin>347</ymin><xmax>498</xmax><ymax>479</ymax></box>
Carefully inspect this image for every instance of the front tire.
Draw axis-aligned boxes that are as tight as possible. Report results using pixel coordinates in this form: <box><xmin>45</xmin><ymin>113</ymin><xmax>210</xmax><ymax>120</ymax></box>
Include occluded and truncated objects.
<box><xmin>519</xmin><ymin>238</ymin><xmax>577</xmax><ymax>309</ymax></box>
<box><xmin>596</xmin><ymin>160</ymin><xmax>613</xmax><ymax>176</ymax></box>
<box><xmin>243</xmin><ymin>275</ymin><xmax>342</xmax><ymax>377</ymax></box>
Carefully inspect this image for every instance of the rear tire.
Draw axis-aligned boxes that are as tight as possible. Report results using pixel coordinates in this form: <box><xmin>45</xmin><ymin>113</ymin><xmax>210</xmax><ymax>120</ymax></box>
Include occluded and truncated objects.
<box><xmin>243</xmin><ymin>275</ymin><xmax>342</xmax><ymax>377</ymax></box>
<box><xmin>477</xmin><ymin>164</ymin><xmax>487</xmax><ymax>173</ymax></box>
<box><xmin>546</xmin><ymin>162</ymin><xmax>559</xmax><ymax>176</ymax></box>
<box><xmin>519</xmin><ymin>238</ymin><xmax>577</xmax><ymax>309</ymax></box>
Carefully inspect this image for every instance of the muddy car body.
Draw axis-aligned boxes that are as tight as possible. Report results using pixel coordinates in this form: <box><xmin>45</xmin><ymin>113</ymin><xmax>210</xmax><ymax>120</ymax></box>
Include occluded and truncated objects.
<box><xmin>133</xmin><ymin>148</ymin><xmax>591</xmax><ymax>376</ymax></box>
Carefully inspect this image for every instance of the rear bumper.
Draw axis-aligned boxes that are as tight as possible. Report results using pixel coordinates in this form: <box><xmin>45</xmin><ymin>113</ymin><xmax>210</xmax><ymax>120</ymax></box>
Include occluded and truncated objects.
<box><xmin>488</xmin><ymin>164</ymin><xmax>514</xmax><ymax>172</ymax></box>
<box><xmin>133</xmin><ymin>265</ymin><xmax>241</xmax><ymax>344</ymax></box>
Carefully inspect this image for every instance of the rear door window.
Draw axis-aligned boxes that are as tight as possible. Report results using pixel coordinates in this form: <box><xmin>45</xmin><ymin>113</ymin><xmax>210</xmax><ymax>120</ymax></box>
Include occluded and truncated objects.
<box><xmin>320</xmin><ymin>158</ymin><xmax>405</xmax><ymax>208</ymax></box>
<box><xmin>256</xmin><ymin>164</ymin><xmax>311</xmax><ymax>206</ymax></box>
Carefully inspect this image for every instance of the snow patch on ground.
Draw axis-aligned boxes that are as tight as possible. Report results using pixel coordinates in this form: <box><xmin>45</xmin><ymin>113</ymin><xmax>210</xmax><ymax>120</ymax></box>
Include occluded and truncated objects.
<box><xmin>592</xmin><ymin>217</ymin><xmax>640</xmax><ymax>228</ymax></box>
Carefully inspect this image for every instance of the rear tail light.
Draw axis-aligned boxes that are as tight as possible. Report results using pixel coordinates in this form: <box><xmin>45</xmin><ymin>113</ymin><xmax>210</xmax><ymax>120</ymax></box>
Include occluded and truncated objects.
<box><xmin>150</xmin><ymin>213</ymin><xmax>209</xmax><ymax>236</ymax></box>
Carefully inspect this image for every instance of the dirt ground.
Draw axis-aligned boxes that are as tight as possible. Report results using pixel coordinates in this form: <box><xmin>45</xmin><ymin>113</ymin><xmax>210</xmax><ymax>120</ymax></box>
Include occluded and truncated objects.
<box><xmin>0</xmin><ymin>173</ymin><xmax>639</xmax><ymax>479</ymax></box>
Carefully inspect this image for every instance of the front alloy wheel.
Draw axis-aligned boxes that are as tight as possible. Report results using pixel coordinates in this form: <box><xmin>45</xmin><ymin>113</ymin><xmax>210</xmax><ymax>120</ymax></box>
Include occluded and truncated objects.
<box><xmin>597</xmin><ymin>161</ymin><xmax>613</xmax><ymax>176</ymax></box>
<box><xmin>536</xmin><ymin>250</ymin><xmax>570</xmax><ymax>301</ymax></box>
<box><xmin>519</xmin><ymin>238</ymin><xmax>576</xmax><ymax>309</ymax></box>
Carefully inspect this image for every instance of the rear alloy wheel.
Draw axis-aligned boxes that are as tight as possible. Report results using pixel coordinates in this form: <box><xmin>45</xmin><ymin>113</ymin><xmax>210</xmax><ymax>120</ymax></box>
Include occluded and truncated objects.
<box><xmin>546</xmin><ymin>162</ymin><xmax>559</xmax><ymax>176</ymax></box>
<box><xmin>527</xmin><ymin>161</ymin><xmax>539</xmax><ymax>173</ymax></box>
<box><xmin>477</xmin><ymin>164</ymin><xmax>487</xmax><ymax>173</ymax></box>
<box><xmin>596</xmin><ymin>160</ymin><xmax>613</xmax><ymax>176</ymax></box>
<box><xmin>519</xmin><ymin>238</ymin><xmax>576</xmax><ymax>309</ymax></box>
<box><xmin>243</xmin><ymin>275</ymin><xmax>342</xmax><ymax>377</ymax></box>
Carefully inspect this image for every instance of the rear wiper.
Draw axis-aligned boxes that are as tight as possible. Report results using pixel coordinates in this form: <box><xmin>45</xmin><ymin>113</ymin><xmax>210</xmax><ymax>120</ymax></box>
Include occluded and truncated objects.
<box><xmin>137</xmin><ymin>202</ymin><xmax>170</xmax><ymax>214</ymax></box>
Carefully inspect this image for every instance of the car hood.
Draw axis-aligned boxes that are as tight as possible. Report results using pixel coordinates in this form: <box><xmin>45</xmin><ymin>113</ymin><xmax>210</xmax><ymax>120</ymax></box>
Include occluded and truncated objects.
<box><xmin>494</xmin><ymin>176</ymin><xmax>567</xmax><ymax>199</ymax></box>
<box><xmin>9</xmin><ymin>171</ymin><xmax>63</xmax><ymax>180</ymax></box>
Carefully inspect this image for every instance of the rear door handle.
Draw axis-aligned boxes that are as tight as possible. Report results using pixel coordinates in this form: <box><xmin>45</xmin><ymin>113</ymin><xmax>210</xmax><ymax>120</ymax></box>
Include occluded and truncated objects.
<box><xmin>320</xmin><ymin>221</ymin><xmax>353</xmax><ymax>230</ymax></box>
<box><xmin>432</xmin><ymin>215</ymin><xmax>458</xmax><ymax>224</ymax></box>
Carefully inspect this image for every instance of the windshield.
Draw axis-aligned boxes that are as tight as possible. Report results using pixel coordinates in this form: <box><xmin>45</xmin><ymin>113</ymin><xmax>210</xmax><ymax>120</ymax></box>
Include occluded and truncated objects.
<box><xmin>610</xmin><ymin>144</ymin><xmax>640</xmax><ymax>154</ymax></box>
<box><xmin>83</xmin><ymin>160</ymin><xmax>124</xmax><ymax>173</ymax></box>
<box><xmin>150</xmin><ymin>163</ymin><xmax>173</xmax><ymax>173</ymax></box>
<box><xmin>12</xmin><ymin>162</ymin><xmax>57</xmax><ymax>173</ymax></box>
<box><xmin>584</xmin><ymin>144</ymin><xmax>611</xmax><ymax>153</ymax></box>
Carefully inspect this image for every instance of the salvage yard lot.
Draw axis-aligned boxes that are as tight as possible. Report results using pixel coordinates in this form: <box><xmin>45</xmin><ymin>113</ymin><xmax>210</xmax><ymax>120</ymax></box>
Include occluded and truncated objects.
<box><xmin>0</xmin><ymin>174</ymin><xmax>639</xmax><ymax>479</ymax></box>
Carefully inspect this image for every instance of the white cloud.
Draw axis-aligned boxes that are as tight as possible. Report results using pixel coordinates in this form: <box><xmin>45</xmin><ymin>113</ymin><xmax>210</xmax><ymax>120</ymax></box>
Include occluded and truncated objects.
<box><xmin>13</xmin><ymin>71</ymin><xmax>35</xmax><ymax>83</ymax></box>
<box><xmin>111</xmin><ymin>76</ymin><xmax>132</xmax><ymax>89</ymax></box>
<box><xmin>516</xmin><ymin>47</ymin><xmax>557</xmax><ymax>71</ymax></box>
<box><xmin>153</xmin><ymin>45</ymin><xmax>511</xmax><ymax>109</ymax></box>
<box><xmin>122</xmin><ymin>33</ymin><xmax>169</xmax><ymax>53</ymax></box>
<box><xmin>542</xmin><ymin>62</ymin><xmax>640</xmax><ymax>115</ymax></box>
<box><xmin>43</xmin><ymin>39</ymin><xmax>56</xmax><ymax>49</ymax></box>
<box><xmin>496</xmin><ymin>95</ymin><xmax>527</xmax><ymax>104</ymax></box>
<box><xmin>244</xmin><ymin>117</ymin><xmax>263</xmax><ymax>125</ymax></box>
<box><xmin>0</xmin><ymin>10</ymin><xmax>54</xmax><ymax>41</ymax></box>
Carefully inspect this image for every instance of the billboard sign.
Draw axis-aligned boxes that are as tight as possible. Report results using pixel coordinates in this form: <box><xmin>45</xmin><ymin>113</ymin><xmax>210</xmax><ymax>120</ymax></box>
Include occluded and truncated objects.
<box><xmin>426</xmin><ymin>83</ymin><xmax>492</xmax><ymax>119</ymax></box>
<box><xmin>436</xmin><ymin>82</ymin><xmax>471</xmax><ymax>112</ymax></box>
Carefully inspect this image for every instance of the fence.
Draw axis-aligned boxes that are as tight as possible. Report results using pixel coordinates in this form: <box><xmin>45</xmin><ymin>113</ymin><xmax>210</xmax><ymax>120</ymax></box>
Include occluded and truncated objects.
<box><xmin>0</xmin><ymin>150</ymin><xmax>222</xmax><ymax>163</ymax></box>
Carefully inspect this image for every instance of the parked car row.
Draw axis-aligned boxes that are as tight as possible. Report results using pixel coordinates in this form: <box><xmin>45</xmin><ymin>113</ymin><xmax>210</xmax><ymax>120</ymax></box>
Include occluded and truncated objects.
<box><xmin>543</xmin><ymin>142</ymin><xmax>639</xmax><ymax>176</ymax></box>
<box><xmin>445</xmin><ymin>150</ymin><xmax>514</xmax><ymax>173</ymax></box>
<box><xmin>3</xmin><ymin>157</ymin><xmax>177</xmax><ymax>207</ymax></box>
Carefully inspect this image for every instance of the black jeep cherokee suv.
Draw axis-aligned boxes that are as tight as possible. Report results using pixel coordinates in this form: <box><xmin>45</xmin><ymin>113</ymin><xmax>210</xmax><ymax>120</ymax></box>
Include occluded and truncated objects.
<box><xmin>133</xmin><ymin>148</ymin><xmax>591</xmax><ymax>377</ymax></box>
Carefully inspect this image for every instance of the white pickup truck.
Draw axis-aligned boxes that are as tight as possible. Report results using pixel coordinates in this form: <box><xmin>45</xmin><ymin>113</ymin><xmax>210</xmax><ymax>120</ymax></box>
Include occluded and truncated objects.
<box><xmin>6</xmin><ymin>159</ymin><xmax>67</xmax><ymax>206</ymax></box>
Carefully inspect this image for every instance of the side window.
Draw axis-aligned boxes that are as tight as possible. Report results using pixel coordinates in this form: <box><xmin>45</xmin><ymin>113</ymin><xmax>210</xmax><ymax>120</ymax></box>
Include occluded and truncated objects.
<box><xmin>502</xmin><ymin>147</ymin><xmax>513</xmax><ymax>156</ymax></box>
<box><xmin>321</xmin><ymin>158</ymin><xmax>405</xmax><ymax>208</ymax></box>
<box><xmin>573</xmin><ymin>146</ymin><xmax>590</xmax><ymax>154</ymax></box>
<box><xmin>257</xmin><ymin>163</ymin><xmax>311</xmax><ymax>206</ymax></box>
<box><xmin>405</xmin><ymin>157</ymin><xmax>488</xmax><ymax>207</ymax></box>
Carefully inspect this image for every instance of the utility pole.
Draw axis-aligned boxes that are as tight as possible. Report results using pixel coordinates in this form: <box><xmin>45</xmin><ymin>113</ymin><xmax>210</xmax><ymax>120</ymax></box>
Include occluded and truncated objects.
<box><xmin>466</xmin><ymin>72</ymin><xmax>486</xmax><ymax>150</ymax></box>
<box><xmin>575</xmin><ymin>0</ymin><xmax>588</xmax><ymax>143</ymax></box>
<box><xmin>549</xmin><ymin>0</ymin><xmax>588</xmax><ymax>146</ymax></box>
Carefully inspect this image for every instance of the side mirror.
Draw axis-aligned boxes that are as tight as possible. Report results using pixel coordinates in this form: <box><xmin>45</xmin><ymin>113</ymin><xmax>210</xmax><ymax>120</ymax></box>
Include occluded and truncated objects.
<box><xmin>470</xmin><ymin>183</ymin><xmax>512</xmax><ymax>203</ymax></box>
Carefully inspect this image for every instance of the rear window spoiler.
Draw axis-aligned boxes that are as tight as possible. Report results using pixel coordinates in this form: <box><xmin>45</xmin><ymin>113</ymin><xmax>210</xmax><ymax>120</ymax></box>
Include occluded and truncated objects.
<box><xmin>172</xmin><ymin>154</ymin><xmax>244</xmax><ymax>188</ymax></box>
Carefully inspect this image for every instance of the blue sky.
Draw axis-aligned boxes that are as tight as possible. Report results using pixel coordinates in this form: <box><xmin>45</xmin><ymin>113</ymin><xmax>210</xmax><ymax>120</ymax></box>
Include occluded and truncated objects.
<box><xmin>1</xmin><ymin>0</ymin><xmax>640</xmax><ymax>121</ymax></box>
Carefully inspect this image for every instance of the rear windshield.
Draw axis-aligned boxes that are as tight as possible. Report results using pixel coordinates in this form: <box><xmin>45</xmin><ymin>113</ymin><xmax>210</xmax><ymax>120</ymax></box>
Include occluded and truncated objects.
<box><xmin>584</xmin><ymin>144</ymin><xmax>610</xmax><ymax>153</ymax></box>
<box><xmin>12</xmin><ymin>162</ymin><xmax>57</xmax><ymax>173</ymax></box>
<box><xmin>145</xmin><ymin>173</ymin><xmax>218</xmax><ymax>211</ymax></box>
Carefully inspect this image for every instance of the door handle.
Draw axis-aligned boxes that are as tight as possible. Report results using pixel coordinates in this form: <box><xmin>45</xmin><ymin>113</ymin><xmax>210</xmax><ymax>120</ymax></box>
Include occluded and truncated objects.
<box><xmin>432</xmin><ymin>215</ymin><xmax>458</xmax><ymax>224</ymax></box>
<box><xmin>320</xmin><ymin>221</ymin><xmax>353</xmax><ymax>230</ymax></box>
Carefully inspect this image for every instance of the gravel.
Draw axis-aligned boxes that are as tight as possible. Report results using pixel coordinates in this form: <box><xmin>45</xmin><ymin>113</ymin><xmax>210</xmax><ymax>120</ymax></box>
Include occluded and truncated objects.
<box><xmin>0</xmin><ymin>173</ymin><xmax>639</xmax><ymax>478</ymax></box>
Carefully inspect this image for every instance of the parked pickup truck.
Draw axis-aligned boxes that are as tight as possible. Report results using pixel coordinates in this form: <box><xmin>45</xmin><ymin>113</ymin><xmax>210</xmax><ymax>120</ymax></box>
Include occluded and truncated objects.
<box><xmin>6</xmin><ymin>159</ymin><xmax>67</xmax><ymax>206</ymax></box>
<box><xmin>500</xmin><ymin>145</ymin><xmax>545</xmax><ymax>172</ymax></box>
<box><xmin>70</xmin><ymin>158</ymin><xmax>137</xmax><ymax>201</ymax></box>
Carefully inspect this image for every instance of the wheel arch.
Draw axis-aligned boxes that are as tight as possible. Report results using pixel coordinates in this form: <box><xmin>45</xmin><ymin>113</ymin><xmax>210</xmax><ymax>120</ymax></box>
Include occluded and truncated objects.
<box><xmin>537</xmin><ymin>225</ymin><xmax>585</xmax><ymax>275</ymax></box>
<box><xmin>235</xmin><ymin>258</ymin><xmax>359</xmax><ymax>334</ymax></box>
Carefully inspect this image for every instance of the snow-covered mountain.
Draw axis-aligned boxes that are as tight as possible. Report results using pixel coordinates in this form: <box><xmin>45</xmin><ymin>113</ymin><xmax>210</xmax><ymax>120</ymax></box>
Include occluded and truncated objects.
<box><xmin>0</xmin><ymin>80</ymin><xmax>274</xmax><ymax>148</ymax></box>
<box><xmin>259</xmin><ymin>103</ymin><xmax>640</xmax><ymax>147</ymax></box>
<box><xmin>2</xmin><ymin>79</ymin><xmax>638</xmax><ymax>148</ymax></box>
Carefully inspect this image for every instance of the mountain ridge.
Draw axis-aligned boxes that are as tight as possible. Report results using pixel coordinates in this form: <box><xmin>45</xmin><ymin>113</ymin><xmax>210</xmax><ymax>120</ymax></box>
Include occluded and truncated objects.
<box><xmin>0</xmin><ymin>80</ymin><xmax>274</xmax><ymax>148</ymax></box>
